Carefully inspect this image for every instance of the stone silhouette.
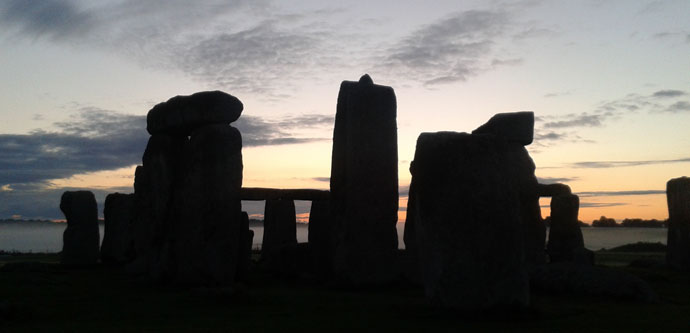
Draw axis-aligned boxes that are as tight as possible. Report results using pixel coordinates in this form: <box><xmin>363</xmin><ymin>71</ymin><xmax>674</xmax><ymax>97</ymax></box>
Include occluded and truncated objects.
<box><xmin>261</xmin><ymin>199</ymin><xmax>298</xmax><ymax>264</ymax></box>
<box><xmin>330</xmin><ymin>74</ymin><xmax>399</xmax><ymax>285</ymax></box>
<box><xmin>60</xmin><ymin>191</ymin><xmax>100</xmax><ymax>266</ymax></box>
<box><xmin>547</xmin><ymin>194</ymin><xmax>592</xmax><ymax>264</ymax></box>
<box><xmin>128</xmin><ymin>91</ymin><xmax>244</xmax><ymax>286</ymax></box>
<box><xmin>407</xmin><ymin>125</ymin><xmax>533</xmax><ymax>309</ymax></box>
<box><xmin>146</xmin><ymin>90</ymin><xmax>243</xmax><ymax>136</ymax></box>
<box><xmin>666</xmin><ymin>176</ymin><xmax>690</xmax><ymax>271</ymax></box>
<box><xmin>236</xmin><ymin>211</ymin><xmax>254</xmax><ymax>282</ymax></box>
<box><xmin>308</xmin><ymin>199</ymin><xmax>334</xmax><ymax>279</ymax></box>
<box><xmin>101</xmin><ymin>193</ymin><xmax>134</xmax><ymax>264</ymax></box>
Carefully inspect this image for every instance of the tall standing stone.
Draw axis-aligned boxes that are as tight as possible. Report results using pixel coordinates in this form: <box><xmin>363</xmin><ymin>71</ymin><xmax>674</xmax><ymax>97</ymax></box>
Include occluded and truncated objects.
<box><xmin>102</xmin><ymin>193</ymin><xmax>135</xmax><ymax>264</ymax></box>
<box><xmin>60</xmin><ymin>191</ymin><xmax>100</xmax><ymax>266</ymax></box>
<box><xmin>546</xmin><ymin>194</ymin><xmax>586</xmax><ymax>263</ymax></box>
<box><xmin>409</xmin><ymin>131</ymin><xmax>529</xmax><ymax>309</ymax></box>
<box><xmin>172</xmin><ymin>124</ymin><xmax>243</xmax><ymax>285</ymax></box>
<box><xmin>330</xmin><ymin>74</ymin><xmax>399</xmax><ymax>285</ymax></box>
<box><xmin>262</xmin><ymin>199</ymin><xmax>297</xmax><ymax>261</ymax></box>
<box><xmin>667</xmin><ymin>177</ymin><xmax>690</xmax><ymax>271</ymax></box>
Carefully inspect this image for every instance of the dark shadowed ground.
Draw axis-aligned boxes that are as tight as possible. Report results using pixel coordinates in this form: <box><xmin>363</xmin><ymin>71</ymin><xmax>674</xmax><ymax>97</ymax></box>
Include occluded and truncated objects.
<box><xmin>0</xmin><ymin>251</ymin><xmax>688</xmax><ymax>331</ymax></box>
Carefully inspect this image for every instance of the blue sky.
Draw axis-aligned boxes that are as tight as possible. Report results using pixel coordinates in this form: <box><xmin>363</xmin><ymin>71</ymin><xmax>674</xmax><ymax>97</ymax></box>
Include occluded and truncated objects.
<box><xmin>0</xmin><ymin>0</ymin><xmax>689</xmax><ymax>221</ymax></box>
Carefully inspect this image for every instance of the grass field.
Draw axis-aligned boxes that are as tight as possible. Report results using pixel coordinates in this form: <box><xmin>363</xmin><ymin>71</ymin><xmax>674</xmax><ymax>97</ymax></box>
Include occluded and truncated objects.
<box><xmin>1</xmin><ymin>250</ymin><xmax>689</xmax><ymax>331</ymax></box>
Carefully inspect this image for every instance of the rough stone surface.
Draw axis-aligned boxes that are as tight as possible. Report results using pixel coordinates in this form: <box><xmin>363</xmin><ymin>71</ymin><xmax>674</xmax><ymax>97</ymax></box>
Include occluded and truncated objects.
<box><xmin>530</xmin><ymin>263</ymin><xmax>659</xmax><ymax>303</ymax></box>
<box><xmin>330</xmin><ymin>74</ymin><xmax>399</xmax><ymax>285</ymax></box>
<box><xmin>667</xmin><ymin>176</ymin><xmax>690</xmax><ymax>271</ymax></box>
<box><xmin>146</xmin><ymin>91</ymin><xmax>243</xmax><ymax>136</ymax></box>
<box><xmin>262</xmin><ymin>199</ymin><xmax>297</xmax><ymax>263</ymax></box>
<box><xmin>101</xmin><ymin>193</ymin><xmax>135</xmax><ymax>264</ymax></box>
<box><xmin>472</xmin><ymin>111</ymin><xmax>534</xmax><ymax>145</ymax></box>
<box><xmin>409</xmin><ymin>131</ymin><xmax>529</xmax><ymax>309</ymax></box>
<box><xmin>547</xmin><ymin>194</ymin><xmax>586</xmax><ymax>263</ymax></box>
<box><xmin>308</xmin><ymin>200</ymin><xmax>333</xmax><ymax>278</ymax></box>
<box><xmin>537</xmin><ymin>183</ymin><xmax>572</xmax><ymax>197</ymax></box>
<box><xmin>60</xmin><ymin>191</ymin><xmax>100</xmax><ymax>266</ymax></box>
<box><xmin>171</xmin><ymin>124</ymin><xmax>243</xmax><ymax>285</ymax></box>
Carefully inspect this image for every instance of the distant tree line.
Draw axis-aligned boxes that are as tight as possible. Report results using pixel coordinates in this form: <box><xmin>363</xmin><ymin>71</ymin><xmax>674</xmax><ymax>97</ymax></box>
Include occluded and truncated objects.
<box><xmin>590</xmin><ymin>216</ymin><xmax>667</xmax><ymax>228</ymax></box>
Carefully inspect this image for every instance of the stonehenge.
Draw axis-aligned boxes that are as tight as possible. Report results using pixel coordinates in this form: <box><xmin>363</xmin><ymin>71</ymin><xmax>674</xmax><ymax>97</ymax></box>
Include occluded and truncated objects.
<box><xmin>546</xmin><ymin>194</ymin><xmax>590</xmax><ymax>264</ymax></box>
<box><xmin>404</xmin><ymin>112</ymin><xmax>537</xmax><ymax>309</ymax></box>
<box><xmin>101</xmin><ymin>193</ymin><xmax>134</xmax><ymax>264</ymax></box>
<box><xmin>60</xmin><ymin>191</ymin><xmax>100</xmax><ymax>266</ymax></box>
<box><xmin>330</xmin><ymin>74</ymin><xmax>399</xmax><ymax>285</ymax></box>
<box><xmin>666</xmin><ymin>177</ymin><xmax>690</xmax><ymax>271</ymax></box>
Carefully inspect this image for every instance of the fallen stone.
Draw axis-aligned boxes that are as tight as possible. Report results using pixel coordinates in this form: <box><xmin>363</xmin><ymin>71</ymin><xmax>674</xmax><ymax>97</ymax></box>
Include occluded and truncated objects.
<box><xmin>410</xmin><ymin>131</ymin><xmax>529</xmax><ymax>309</ymax></box>
<box><xmin>60</xmin><ymin>191</ymin><xmax>100</xmax><ymax>266</ymax></box>
<box><xmin>547</xmin><ymin>194</ymin><xmax>586</xmax><ymax>263</ymax></box>
<box><xmin>667</xmin><ymin>176</ymin><xmax>690</xmax><ymax>271</ymax></box>
<box><xmin>330</xmin><ymin>74</ymin><xmax>399</xmax><ymax>285</ymax></box>
<box><xmin>472</xmin><ymin>111</ymin><xmax>535</xmax><ymax>145</ymax></box>
<box><xmin>146</xmin><ymin>90</ymin><xmax>243</xmax><ymax>136</ymax></box>
<box><xmin>530</xmin><ymin>263</ymin><xmax>659</xmax><ymax>303</ymax></box>
<box><xmin>101</xmin><ymin>193</ymin><xmax>135</xmax><ymax>264</ymax></box>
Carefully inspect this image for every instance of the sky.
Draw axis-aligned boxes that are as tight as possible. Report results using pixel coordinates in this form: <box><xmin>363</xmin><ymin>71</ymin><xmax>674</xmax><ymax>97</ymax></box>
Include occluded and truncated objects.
<box><xmin>0</xmin><ymin>0</ymin><xmax>689</xmax><ymax>223</ymax></box>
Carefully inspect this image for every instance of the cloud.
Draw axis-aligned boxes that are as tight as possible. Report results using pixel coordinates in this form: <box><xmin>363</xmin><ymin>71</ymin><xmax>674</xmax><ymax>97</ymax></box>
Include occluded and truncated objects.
<box><xmin>569</xmin><ymin>157</ymin><xmax>690</xmax><ymax>168</ymax></box>
<box><xmin>236</xmin><ymin>113</ymin><xmax>332</xmax><ymax>147</ymax></box>
<box><xmin>542</xmin><ymin>114</ymin><xmax>603</xmax><ymax>128</ymax></box>
<box><xmin>666</xmin><ymin>101</ymin><xmax>690</xmax><ymax>113</ymax></box>
<box><xmin>653</xmin><ymin>89</ymin><xmax>686</xmax><ymax>98</ymax></box>
<box><xmin>537</xmin><ymin>176</ymin><xmax>578</xmax><ymax>184</ymax></box>
<box><xmin>312</xmin><ymin>177</ymin><xmax>330</xmax><ymax>182</ymax></box>
<box><xmin>576</xmin><ymin>190</ymin><xmax>665</xmax><ymax>197</ymax></box>
<box><xmin>578</xmin><ymin>202</ymin><xmax>627</xmax><ymax>208</ymax></box>
<box><xmin>0</xmin><ymin>108</ymin><xmax>148</xmax><ymax>187</ymax></box>
<box><xmin>0</xmin><ymin>0</ymin><xmax>95</xmax><ymax>41</ymax></box>
<box><xmin>380</xmin><ymin>10</ymin><xmax>517</xmax><ymax>86</ymax></box>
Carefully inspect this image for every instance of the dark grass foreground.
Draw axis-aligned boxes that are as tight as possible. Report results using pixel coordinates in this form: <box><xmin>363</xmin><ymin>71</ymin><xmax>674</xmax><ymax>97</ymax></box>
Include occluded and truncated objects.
<box><xmin>1</xmin><ymin>251</ymin><xmax>689</xmax><ymax>331</ymax></box>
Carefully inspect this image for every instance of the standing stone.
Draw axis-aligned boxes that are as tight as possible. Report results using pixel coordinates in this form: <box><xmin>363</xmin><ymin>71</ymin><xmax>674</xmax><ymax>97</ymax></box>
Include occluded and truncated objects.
<box><xmin>308</xmin><ymin>200</ymin><xmax>333</xmax><ymax>278</ymax></box>
<box><xmin>60</xmin><ymin>191</ymin><xmax>100</xmax><ymax>266</ymax></box>
<box><xmin>547</xmin><ymin>194</ymin><xmax>587</xmax><ymax>263</ymax></box>
<box><xmin>262</xmin><ymin>199</ymin><xmax>297</xmax><ymax>260</ymax></box>
<box><xmin>410</xmin><ymin>132</ymin><xmax>529</xmax><ymax>309</ymax></box>
<box><xmin>172</xmin><ymin>124</ymin><xmax>243</xmax><ymax>286</ymax></box>
<box><xmin>667</xmin><ymin>177</ymin><xmax>690</xmax><ymax>271</ymax></box>
<box><xmin>102</xmin><ymin>193</ymin><xmax>135</xmax><ymax>264</ymax></box>
<box><xmin>330</xmin><ymin>74</ymin><xmax>399</xmax><ymax>285</ymax></box>
<box><xmin>236</xmin><ymin>211</ymin><xmax>254</xmax><ymax>282</ymax></box>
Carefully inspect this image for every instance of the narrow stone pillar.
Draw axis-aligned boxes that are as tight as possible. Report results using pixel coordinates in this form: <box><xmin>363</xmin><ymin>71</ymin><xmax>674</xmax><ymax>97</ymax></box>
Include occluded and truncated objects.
<box><xmin>330</xmin><ymin>74</ymin><xmax>399</xmax><ymax>285</ymax></box>
<box><xmin>547</xmin><ymin>194</ymin><xmax>586</xmax><ymax>263</ymax></box>
<box><xmin>60</xmin><ymin>191</ymin><xmax>100</xmax><ymax>266</ymax></box>
<box><xmin>102</xmin><ymin>193</ymin><xmax>134</xmax><ymax>264</ymax></box>
<box><xmin>667</xmin><ymin>177</ymin><xmax>690</xmax><ymax>271</ymax></box>
<box><xmin>262</xmin><ymin>199</ymin><xmax>297</xmax><ymax>259</ymax></box>
<box><xmin>236</xmin><ymin>211</ymin><xmax>254</xmax><ymax>282</ymax></box>
<box><xmin>308</xmin><ymin>200</ymin><xmax>333</xmax><ymax>278</ymax></box>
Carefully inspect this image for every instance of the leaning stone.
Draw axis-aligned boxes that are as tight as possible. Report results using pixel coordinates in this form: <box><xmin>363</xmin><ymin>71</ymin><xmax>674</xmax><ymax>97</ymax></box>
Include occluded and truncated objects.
<box><xmin>472</xmin><ymin>111</ymin><xmax>534</xmax><ymax>145</ymax></box>
<box><xmin>537</xmin><ymin>183</ymin><xmax>572</xmax><ymax>197</ymax></box>
<box><xmin>330</xmin><ymin>74</ymin><xmax>399</xmax><ymax>285</ymax></box>
<box><xmin>60</xmin><ymin>191</ymin><xmax>100</xmax><ymax>266</ymax></box>
<box><xmin>262</xmin><ymin>199</ymin><xmax>297</xmax><ymax>265</ymax></box>
<box><xmin>547</xmin><ymin>194</ymin><xmax>586</xmax><ymax>263</ymax></box>
<box><xmin>667</xmin><ymin>176</ymin><xmax>690</xmax><ymax>271</ymax></box>
<box><xmin>410</xmin><ymin>132</ymin><xmax>529</xmax><ymax>309</ymax></box>
<box><xmin>101</xmin><ymin>193</ymin><xmax>135</xmax><ymax>264</ymax></box>
<box><xmin>146</xmin><ymin>91</ymin><xmax>243</xmax><ymax>136</ymax></box>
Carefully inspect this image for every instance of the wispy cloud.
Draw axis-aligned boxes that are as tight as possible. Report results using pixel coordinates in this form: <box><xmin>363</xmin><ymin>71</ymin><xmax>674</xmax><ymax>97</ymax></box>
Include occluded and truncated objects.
<box><xmin>537</xmin><ymin>176</ymin><xmax>578</xmax><ymax>184</ymax></box>
<box><xmin>543</xmin><ymin>114</ymin><xmax>603</xmax><ymax>128</ymax></box>
<box><xmin>576</xmin><ymin>190</ymin><xmax>665</xmax><ymax>197</ymax></box>
<box><xmin>379</xmin><ymin>9</ymin><xmax>519</xmax><ymax>86</ymax></box>
<box><xmin>0</xmin><ymin>0</ymin><xmax>95</xmax><ymax>41</ymax></box>
<box><xmin>653</xmin><ymin>89</ymin><xmax>686</xmax><ymax>98</ymax></box>
<box><xmin>579</xmin><ymin>202</ymin><xmax>627</xmax><ymax>208</ymax></box>
<box><xmin>569</xmin><ymin>158</ymin><xmax>690</xmax><ymax>169</ymax></box>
